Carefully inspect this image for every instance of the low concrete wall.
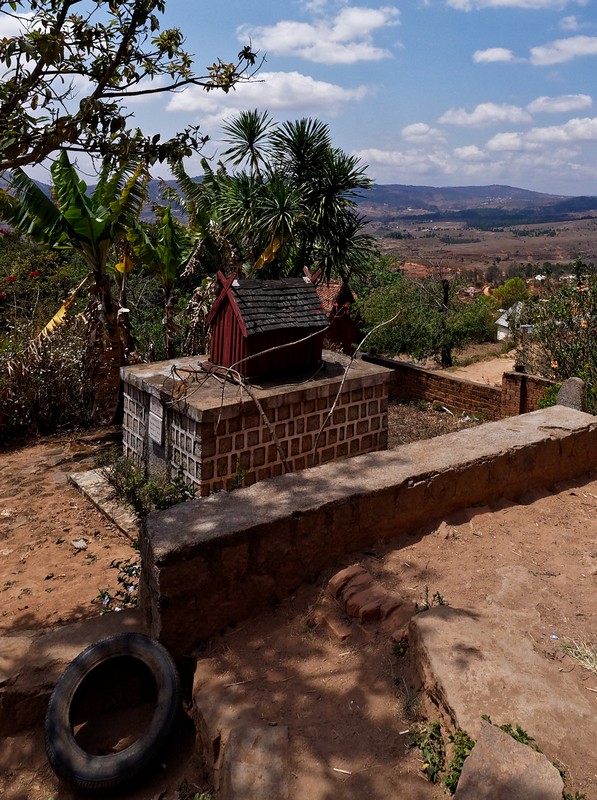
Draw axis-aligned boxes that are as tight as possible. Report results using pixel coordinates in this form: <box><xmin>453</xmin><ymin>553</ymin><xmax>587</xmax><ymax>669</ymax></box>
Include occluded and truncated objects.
<box><xmin>140</xmin><ymin>406</ymin><xmax>597</xmax><ymax>657</ymax></box>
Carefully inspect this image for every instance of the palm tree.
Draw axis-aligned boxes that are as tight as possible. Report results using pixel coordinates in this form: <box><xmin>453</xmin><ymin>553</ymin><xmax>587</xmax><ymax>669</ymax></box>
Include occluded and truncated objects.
<box><xmin>0</xmin><ymin>150</ymin><xmax>147</xmax><ymax>422</ymax></box>
<box><xmin>209</xmin><ymin>113</ymin><xmax>374</xmax><ymax>283</ymax></box>
<box><xmin>221</xmin><ymin>109</ymin><xmax>273</xmax><ymax>179</ymax></box>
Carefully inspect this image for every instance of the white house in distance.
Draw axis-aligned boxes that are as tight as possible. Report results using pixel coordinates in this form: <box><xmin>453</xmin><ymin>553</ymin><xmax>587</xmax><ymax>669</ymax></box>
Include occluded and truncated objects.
<box><xmin>496</xmin><ymin>301</ymin><xmax>525</xmax><ymax>341</ymax></box>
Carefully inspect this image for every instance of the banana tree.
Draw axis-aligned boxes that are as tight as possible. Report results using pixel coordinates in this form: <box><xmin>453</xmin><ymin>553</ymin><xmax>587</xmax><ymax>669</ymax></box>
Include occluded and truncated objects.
<box><xmin>0</xmin><ymin>150</ymin><xmax>147</xmax><ymax>423</ymax></box>
<box><xmin>127</xmin><ymin>205</ymin><xmax>195</xmax><ymax>359</ymax></box>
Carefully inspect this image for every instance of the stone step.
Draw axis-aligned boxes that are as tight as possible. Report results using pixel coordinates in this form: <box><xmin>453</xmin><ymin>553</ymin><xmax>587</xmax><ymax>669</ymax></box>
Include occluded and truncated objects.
<box><xmin>409</xmin><ymin>598</ymin><xmax>595</xmax><ymax>797</ymax></box>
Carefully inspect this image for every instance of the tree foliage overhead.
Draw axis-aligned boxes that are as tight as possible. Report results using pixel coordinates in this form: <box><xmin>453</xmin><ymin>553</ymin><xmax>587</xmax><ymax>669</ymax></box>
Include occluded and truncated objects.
<box><xmin>0</xmin><ymin>0</ymin><xmax>259</xmax><ymax>170</ymax></box>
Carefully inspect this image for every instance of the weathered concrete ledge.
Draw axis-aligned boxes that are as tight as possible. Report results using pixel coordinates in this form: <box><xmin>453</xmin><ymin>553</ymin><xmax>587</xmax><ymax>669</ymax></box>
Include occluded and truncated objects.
<box><xmin>140</xmin><ymin>406</ymin><xmax>597</xmax><ymax>657</ymax></box>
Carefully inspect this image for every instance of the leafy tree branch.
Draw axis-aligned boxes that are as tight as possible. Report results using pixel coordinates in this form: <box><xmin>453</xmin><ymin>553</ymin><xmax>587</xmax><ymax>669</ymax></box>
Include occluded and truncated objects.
<box><xmin>0</xmin><ymin>0</ymin><xmax>261</xmax><ymax>169</ymax></box>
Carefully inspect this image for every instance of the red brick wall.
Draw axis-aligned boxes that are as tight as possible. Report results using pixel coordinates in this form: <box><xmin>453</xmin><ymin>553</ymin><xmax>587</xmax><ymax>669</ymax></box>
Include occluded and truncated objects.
<box><xmin>500</xmin><ymin>372</ymin><xmax>554</xmax><ymax>417</ymax></box>
<box><xmin>362</xmin><ymin>356</ymin><xmax>554</xmax><ymax>420</ymax></box>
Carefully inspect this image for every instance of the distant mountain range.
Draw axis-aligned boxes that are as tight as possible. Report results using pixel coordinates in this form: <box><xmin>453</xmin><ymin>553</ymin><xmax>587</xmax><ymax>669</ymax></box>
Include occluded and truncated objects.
<box><xmin>358</xmin><ymin>183</ymin><xmax>597</xmax><ymax>227</ymax></box>
<box><xmin>3</xmin><ymin>177</ymin><xmax>597</xmax><ymax>227</ymax></box>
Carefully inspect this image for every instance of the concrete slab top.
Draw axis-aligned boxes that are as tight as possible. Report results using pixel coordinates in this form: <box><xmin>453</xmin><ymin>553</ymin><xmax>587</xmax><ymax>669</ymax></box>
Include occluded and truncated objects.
<box><xmin>121</xmin><ymin>352</ymin><xmax>392</xmax><ymax>419</ymax></box>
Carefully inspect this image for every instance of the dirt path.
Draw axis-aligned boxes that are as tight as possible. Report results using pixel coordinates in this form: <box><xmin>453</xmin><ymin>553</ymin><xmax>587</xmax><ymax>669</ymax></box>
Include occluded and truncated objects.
<box><xmin>0</xmin><ymin>429</ymin><xmax>137</xmax><ymax>636</ymax></box>
<box><xmin>1</xmin><ymin>427</ymin><xmax>597</xmax><ymax>799</ymax></box>
<box><xmin>443</xmin><ymin>355</ymin><xmax>516</xmax><ymax>386</ymax></box>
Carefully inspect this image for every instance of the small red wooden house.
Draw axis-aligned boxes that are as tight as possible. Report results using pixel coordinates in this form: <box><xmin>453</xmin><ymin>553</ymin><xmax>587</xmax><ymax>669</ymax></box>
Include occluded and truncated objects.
<box><xmin>305</xmin><ymin>269</ymin><xmax>360</xmax><ymax>355</ymax></box>
<box><xmin>206</xmin><ymin>272</ymin><xmax>328</xmax><ymax>379</ymax></box>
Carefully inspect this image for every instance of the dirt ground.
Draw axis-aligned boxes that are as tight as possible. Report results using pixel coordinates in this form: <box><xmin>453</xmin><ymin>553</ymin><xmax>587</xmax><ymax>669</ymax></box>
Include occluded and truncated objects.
<box><xmin>1</xmin><ymin>410</ymin><xmax>597</xmax><ymax>799</ymax></box>
<box><xmin>445</xmin><ymin>353</ymin><xmax>516</xmax><ymax>386</ymax></box>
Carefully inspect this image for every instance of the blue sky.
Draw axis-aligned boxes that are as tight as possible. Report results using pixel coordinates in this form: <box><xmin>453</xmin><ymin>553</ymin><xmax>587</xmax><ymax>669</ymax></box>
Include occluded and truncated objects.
<box><xmin>154</xmin><ymin>0</ymin><xmax>597</xmax><ymax>195</ymax></box>
<box><xmin>6</xmin><ymin>0</ymin><xmax>597</xmax><ymax>194</ymax></box>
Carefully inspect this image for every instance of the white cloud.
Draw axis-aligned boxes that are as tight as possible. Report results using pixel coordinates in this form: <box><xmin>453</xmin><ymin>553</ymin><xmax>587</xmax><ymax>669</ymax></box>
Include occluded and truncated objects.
<box><xmin>237</xmin><ymin>6</ymin><xmax>400</xmax><ymax>65</ymax></box>
<box><xmin>439</xmin><ymin>102</ymin><xmax>532</xmax><ymax>126</ymax></box>
<box><xmin>0</xmin><ymin>11</ymin><xmax>34</xmax><ymax>36</ymax></box>
<box><xmin>453</xmin><ymin>145</ymin><xmax>488</xmax><ymax>161</ymax></box>
<box><xmin>447</xmin><ymin>0</ymin><xmax>583</xmax><ymax>10</ymax></box>
<box><xmin>353</xmin><ymin>147</ymin><xmax>448</xmax><ymax>176</ymax></box>
<box><xmin>473</xmin><ymin>47</ymin><xmax>516</xmax><ymax>63</ymax></box>
<box><xmin>486</xmin><ymin>131</ymin><xmax>534</xmax><ymax>151</ymax></box>
<box><xmin>486</xmin><ymin>117</ymin><xmax>597</xmax><ymax>152</ymax></box>
<box><xmin>527</xmin><ymin>117</ymin><xmax>597</xmax><ymax>142</ymax></box>
<box><xmin>166</xmin><ymin>71</ymin><xmax>370</xmax><ymax>125</ymax></box>
<box><xmin>530</xmin><ymin>35</ymin><xmax>597</xmax><ymax>65</ymax></box>
<box><xmin>352</xmin><ymin>138</ymin><xmax>597</xmax><ymax>189</ymax></box>
<box><xmin>301</xmin><ymin>0</ymin><xmax>335</xmax><ymax>12</ymax></box>
<box><xmin>559</xmin><ymin>15</ymin><xmax>580</xmax><ymax>31</ymax></box>
<box><xmin>401</xmin><ymin>122</ymin><xmax>445</xmax><ymax>142</ymax></box>
<box><xmin>527</xmin><ymin>94</ymin><xmax>592</xmax><ymax>113</ymax></box>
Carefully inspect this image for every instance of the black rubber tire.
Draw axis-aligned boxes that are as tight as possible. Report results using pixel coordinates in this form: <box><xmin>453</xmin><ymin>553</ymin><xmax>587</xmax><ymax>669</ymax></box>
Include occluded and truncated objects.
<box><xmin>44</xmin><ymin>632</ymin><xmax>180</xmax><ymax>794</ymax></box>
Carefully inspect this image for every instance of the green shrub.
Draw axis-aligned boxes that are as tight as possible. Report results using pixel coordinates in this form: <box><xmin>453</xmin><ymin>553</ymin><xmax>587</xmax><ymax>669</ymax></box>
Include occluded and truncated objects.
<box><xmin>537</xmin><ymin>384</ymin><xmax>561</xmax><ymax>409</ymax></box>
<box><xmin>98</xmin><ymin>449</ymin><xmax>196</xmax><ymax>518</ymax></box>
<box><xmin>520</xmin><ymin>260</ymin><xmax>597</xmax><ymax>414</ymax></box>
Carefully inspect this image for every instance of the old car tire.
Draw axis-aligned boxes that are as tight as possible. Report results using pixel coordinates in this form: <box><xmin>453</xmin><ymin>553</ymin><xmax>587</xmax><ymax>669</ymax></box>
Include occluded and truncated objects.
<box><xmin>44</xmin><ymin>632</ymin><xmax>180</xmax><ymax>793</ymax></box>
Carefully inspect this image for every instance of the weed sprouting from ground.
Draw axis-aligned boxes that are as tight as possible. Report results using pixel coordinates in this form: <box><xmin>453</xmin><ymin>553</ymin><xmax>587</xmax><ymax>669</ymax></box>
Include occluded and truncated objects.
<box><xmin>177</xmin><ymin>779</ymin><xmax>215</xmax><ymax>800</ymax></box>
<box><xmin>97</xmin><ymin>449</ymin><xmax>196</xmax><ymax>518</ymax></box>
<box><xmin>409</xmin><ymin>721</ymin><xmax>445</xmax><ymax>783</ymax></box>
<box><xmin>443</xmin><ymin>730</ymin><xmax>475</xmax><ymax>794</ymax></box>
<box><xmin>392</xmin><ymin>639</ymin><xmax>408</xmax><ymax>658</ymax></box>
<box><xmin>395</xmin><ymin>677</ymin><xmax>421</xmax><ymax>722</ymax></box>
<box><xmin>415</xmin><ymin>585</ymin><xmax>449</xmax><ymax>613</ymax></box>
<box><xmin>481</xmin><ymin>716</ymin><xmax>542</xmax><ymax>753</ymax></box>
<box><xmin>98</xmin><ymin>558</ymin><xmax>141</xmax><ymax>613</ymax></box>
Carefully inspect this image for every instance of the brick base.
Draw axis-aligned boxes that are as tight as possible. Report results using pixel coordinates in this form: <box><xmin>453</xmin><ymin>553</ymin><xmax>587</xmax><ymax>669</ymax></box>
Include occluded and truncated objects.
<box><xmin>121</xmin><ymin>353</ymin><xmax>391</xmax><ymax>495</ymax></box>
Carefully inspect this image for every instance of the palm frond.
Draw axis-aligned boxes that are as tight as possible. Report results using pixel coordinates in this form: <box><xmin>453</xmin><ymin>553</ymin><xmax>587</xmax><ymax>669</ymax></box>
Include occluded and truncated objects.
<box><xmin>221</xmin><ymin>109</ymin><xmax>273</xmax><ymax>175</ymax></box>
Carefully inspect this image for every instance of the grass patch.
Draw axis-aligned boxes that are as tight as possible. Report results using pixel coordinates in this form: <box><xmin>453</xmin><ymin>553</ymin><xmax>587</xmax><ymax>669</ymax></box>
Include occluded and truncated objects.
<box><xmin>561</xmin><ymin>641</ymin><xmax>597</xmax><ymax>676</ymax></box>
<box><xmin>394</xmin><ymin>677</ymin><xmax>421</xmax><ymax>721</ymax></box>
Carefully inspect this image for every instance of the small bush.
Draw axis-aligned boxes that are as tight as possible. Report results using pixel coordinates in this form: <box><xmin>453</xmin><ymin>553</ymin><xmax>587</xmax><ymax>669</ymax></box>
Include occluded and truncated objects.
<box><xmin>0</xmin><ymin>318</ymin><xmax>94</xmax><ymax>443</ymax></box>
<box><xmin>98</xmin><ymin>449</ymin><xmax>196</xmax><ymax>518</ymax></box>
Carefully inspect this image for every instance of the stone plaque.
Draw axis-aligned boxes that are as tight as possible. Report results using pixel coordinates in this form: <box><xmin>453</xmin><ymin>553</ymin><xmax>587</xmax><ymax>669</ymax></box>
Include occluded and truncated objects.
<box><xmin>148</xmin><ymin>397</ymin><xmax>164</xmax><ymax>445</ymax></box>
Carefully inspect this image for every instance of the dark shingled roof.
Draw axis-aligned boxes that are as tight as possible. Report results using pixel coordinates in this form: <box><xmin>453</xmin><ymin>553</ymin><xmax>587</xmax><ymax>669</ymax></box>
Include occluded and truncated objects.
<box><xmin>230</xmin><ymin>278</ymin><xmax>328</xmax><ymax>335</ymax></box>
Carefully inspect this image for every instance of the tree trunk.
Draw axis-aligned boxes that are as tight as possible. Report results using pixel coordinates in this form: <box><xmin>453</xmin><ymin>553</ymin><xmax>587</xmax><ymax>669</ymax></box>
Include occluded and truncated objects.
<box><xmin>88</xmin><ymin>274</ymin><xmax>125</xmax><ymax>425</ymax></box>
<box><xmin>164</xmin><ymin>290</ymin><xmax>177</xmax><ymax>360</ymax></box>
